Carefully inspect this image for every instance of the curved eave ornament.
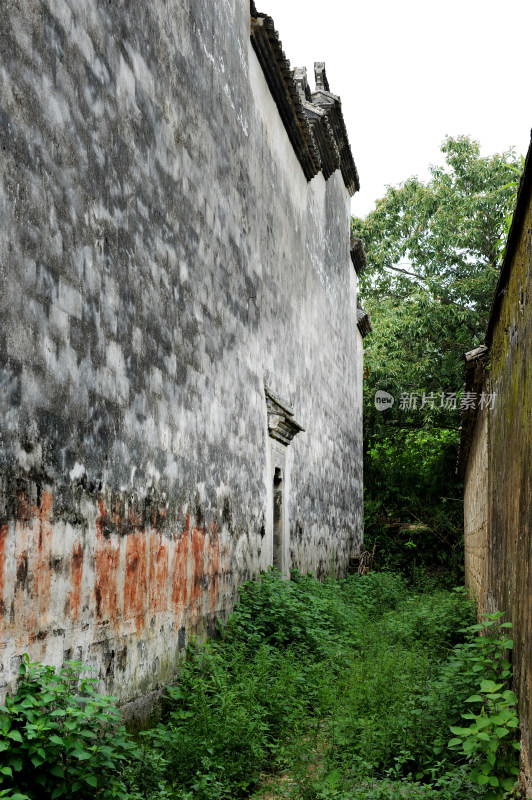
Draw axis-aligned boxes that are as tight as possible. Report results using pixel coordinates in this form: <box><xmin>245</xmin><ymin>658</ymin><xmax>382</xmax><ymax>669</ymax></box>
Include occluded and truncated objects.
<box><xmin>265</xmin><ymin>385</ymin><xmax>305</xmax><ymax>445</ymax></box>
<box><xmin>356</xmin><ymin>302</ymin><xmax>372</xmax><ymax>338</ymax></box>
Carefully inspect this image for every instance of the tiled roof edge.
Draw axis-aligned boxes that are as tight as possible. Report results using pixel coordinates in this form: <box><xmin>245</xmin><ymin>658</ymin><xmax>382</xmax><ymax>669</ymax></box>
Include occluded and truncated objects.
<box><xmin>311</xmin><ymin>63</ymin><xmax>360</xmax><ymax>196</ymax></box>
<box><xmin>357</xmin><ymin>302</ymin><xmax>372</xmax><ymax>338</ymax></box>
<box><xmin>485</xmin><ymin>132</ymin><xmax>532</xmax><ymax>347</ymax></box>
<box><xmin>456</xmin><ymin>345</ymin><xmax>489</xmax><ymax>478</ymax></box>
<box><xmin>293</xmin><ymin>67</ymin><xmax>340</xmax><ymax>180</ymax></box>
<box><xmin>250</xmin><ymin>11</ymin><xmax>321</xmax><ymax>181</ymax></box>
<box><xmin>350</xmin><ymin>235</ymin><xmax>367</xmax><ymax>274</ymax></box>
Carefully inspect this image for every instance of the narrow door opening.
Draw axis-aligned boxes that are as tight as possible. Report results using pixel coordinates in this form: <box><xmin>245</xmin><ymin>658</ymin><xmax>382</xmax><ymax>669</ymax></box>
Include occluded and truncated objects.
<box><xmin>273</xmin><ymin>467</ymin><xmax>283</xmax><ymax>571</ymax></box>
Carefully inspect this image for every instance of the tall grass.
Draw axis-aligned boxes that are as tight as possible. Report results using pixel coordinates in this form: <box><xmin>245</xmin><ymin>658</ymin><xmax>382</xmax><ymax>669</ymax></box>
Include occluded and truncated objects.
<box><xmin>123</xmin><ymin>570</ymin><xmax>501</xmax><ymax>800</ymax></box>
<box><xmin>1</xmin><ymin>570</ymin><xmax>516</xmax><ymax>800</ymax></box>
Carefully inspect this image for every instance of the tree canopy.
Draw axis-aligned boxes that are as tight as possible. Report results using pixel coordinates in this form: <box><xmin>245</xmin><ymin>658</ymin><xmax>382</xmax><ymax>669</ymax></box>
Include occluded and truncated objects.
<box><xmin>353</xmin><ymin>135</ymin><xmax>521</xmax><ymax>584</ymax></box>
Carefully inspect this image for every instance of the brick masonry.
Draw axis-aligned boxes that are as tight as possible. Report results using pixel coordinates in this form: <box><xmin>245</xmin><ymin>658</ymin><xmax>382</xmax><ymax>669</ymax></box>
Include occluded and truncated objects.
<box><xmin>463</xmin><ymin>162</ymin><xmax>532</xmax><ymax>792</ymax></box>
<box><xmin>464</xmin><ymin>404</ymin><xmax>488</xmax><ymax>609</ymax></box>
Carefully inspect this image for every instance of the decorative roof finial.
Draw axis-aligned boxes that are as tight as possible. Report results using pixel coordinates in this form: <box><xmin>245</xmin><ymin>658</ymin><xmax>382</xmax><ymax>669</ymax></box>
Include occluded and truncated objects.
<box><xmin>314</xmin><ymin>62</ymin><xmax>330</xmax><ymax>93</ymax></box>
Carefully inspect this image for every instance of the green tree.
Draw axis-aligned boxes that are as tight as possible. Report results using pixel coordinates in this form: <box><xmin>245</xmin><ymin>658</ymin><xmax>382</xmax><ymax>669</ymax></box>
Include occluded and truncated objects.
<box><xmin>353</xmin><ymin>136</ymin><xmax>521</xmax><ymax>584</ymax></box>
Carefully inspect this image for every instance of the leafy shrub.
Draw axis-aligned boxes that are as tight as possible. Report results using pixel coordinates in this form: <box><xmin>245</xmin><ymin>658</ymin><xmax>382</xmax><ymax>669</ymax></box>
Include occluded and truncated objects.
<box><xmin>0</xmin><ymin>656</ymin><xmax>137</xmax><ymax>800</ymax></box>
<box><xmin>446</xmin><ymin>615</ymin><xmax>520</xmax><ymax>799</ymax></box>
<box><xmin>7</xmin><ymin>572</ymin><xmax>515</xmax><ymax>800</ymax></box>
<box><xmin>128</xmin><ymin>570</ymin><xmax>411</xmax><ymax>799</ymax></box>
<box><xmin>379</xmin><ymin>588</ymin><xmax>475</xmax><ymax>653</ymax></box>
<box><xmin>144</xmin><ymin>642</ymin><xmax>271</xmax><ymax>798</ymax></box>
<box><xmin>224</xmin><ymin>568</ymin><xmax>407</xmax><ymax>658</ymax></box>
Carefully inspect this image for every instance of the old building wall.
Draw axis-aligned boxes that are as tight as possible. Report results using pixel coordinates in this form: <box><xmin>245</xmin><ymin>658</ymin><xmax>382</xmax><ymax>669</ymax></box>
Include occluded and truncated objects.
<box><xmin>0</xmin><ymin>0</ymin><xmax>363</xmax><ymax>709</ymax></box>
<box><xmin>463</xmin><ymin>404</ymin><xmax>488</xmax><ymax>609</ymax></box>
<box><xmin>486</xmin><ymin>186</ymin><xmax>532</xmax><ymax>788</ymax></box>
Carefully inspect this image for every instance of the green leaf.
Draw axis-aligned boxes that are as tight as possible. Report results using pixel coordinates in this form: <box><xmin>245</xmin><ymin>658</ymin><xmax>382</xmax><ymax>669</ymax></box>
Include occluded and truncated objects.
<box><xmin>480</xmin><ymin>680</ymin><xmax>503</xmax><ymax>693</ymax></box>
<box><xmin>72</xmin><ymin>750</ymin><xmax>92</xmax><ymax>761</ymax></box>
<box><xmin>7</xmin><ymin>730</ymin><xmax>23</xmax><ymax>743</ymax></box>
<box><xmin>84</xmin><ymin>776</ymin><xmax>98</xmax><ymax>788</ymax></box>
<box><xmin>448</xmin><ymin>737</ymin><xmax>462</xmax><ymax>747</ymax></box>
<box><xmin>50</xmin><ymin>764</ymin><xmax>65</xmax><ymax>778</ymax></box>
<box><xmin>463</xmin><ymin>737</ymin><xmax>478</xmax><ymax>753</ymax></box>
<box><xmin>494</xmin><ymin>727</ymin><xmax>509</xmax><ymax>738</ymax></box>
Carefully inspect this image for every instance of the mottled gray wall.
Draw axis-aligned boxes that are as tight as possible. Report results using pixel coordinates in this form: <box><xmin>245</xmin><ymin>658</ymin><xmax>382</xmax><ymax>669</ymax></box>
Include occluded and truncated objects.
<box><xmin>0</xmin><ymin>0</ymin><xmax>363</xmax><ymax>706</ymax></box>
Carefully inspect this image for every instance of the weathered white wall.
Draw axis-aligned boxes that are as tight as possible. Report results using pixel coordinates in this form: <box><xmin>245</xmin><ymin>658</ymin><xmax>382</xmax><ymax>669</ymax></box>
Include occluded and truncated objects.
<box><xmin>0</xmin><ymin>0</ymin><xmax>363</xmax><ymax>710</ymax></box>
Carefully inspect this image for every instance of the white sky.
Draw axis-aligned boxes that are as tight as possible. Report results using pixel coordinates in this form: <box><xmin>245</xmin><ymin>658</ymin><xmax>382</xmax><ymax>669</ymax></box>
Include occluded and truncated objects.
<box><xmin>260</xmin><ymin>0</ymin><xmax>532</xmax><ymax>218</ymax></box>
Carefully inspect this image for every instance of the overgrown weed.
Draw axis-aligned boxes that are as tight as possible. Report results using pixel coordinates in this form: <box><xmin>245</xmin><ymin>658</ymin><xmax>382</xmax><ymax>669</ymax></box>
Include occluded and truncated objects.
<box><xmin>0</xmin><ymin>570</ymin><xmax>520</xmax><ymax>800</ymax></box>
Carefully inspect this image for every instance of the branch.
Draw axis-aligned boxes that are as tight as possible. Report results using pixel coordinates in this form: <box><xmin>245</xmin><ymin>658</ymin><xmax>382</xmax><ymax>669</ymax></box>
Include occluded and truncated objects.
<box><xmin>381</xmin><ymin>267</ymin><xmax>488</xmax><ymax>324</ymax></box>
<box><xmin>385</xmin><ymin>264</ymin><xmax>428</xmax><ymax>283</ymax></box>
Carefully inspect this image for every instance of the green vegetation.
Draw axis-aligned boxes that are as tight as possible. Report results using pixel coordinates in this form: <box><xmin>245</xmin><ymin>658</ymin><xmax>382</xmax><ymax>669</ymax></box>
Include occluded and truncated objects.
<box><xmin>0</xmin><ymin>571</ymin><xmax>520</xmax><ymax>800</ymax></box>
<box><xmin>0</xmin><ymin>656</ymin><xmax>137</xmax><ymax>799</ymax></box>
<box><xmin>352</xmin><ymin>136</ymin><xmax>523</xmax><ymax>582</ymax></box>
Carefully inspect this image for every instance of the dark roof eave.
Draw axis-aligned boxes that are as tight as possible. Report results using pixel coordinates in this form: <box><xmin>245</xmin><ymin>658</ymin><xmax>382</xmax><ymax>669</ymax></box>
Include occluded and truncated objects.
<box><xmin>356</xmin><ymin>302</ymin><xmax>372</xmax><ymax>338</ymax></box>
<box><xmin>250</xmin><ymin>14</ymin><xmax>321</xmax><ymax>181</ymax></box>
<box><xmin>350</xmin><ymin>235</ymin><xmax>367</xmax><ymax>274</ymax></box>
<box><xmin>456</xmin><ymin>345</ymin><xmax>489</xmax><ymax>478</ymax></box>
<box><xmin>311</xmin><ymin>88</ymin><xmax>360</xmax><ymax>196</ymax></box>
<box><xmin>485</xmin><ymin>131</ymin><xmax>532</xmax><ymax>347</ymax></box>
<box><xmin>305</xmin><ymin>106</ymin><xmax>340</xmax><ymax>180</ymax></box>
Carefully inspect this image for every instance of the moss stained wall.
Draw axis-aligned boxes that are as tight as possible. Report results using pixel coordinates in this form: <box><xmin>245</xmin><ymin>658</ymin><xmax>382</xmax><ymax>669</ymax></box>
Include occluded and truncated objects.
<box><xmin>487</xmin><ymin>187</ymin><xmax>532</xmax><ymax>788</ymax></box>
<box><xmin>464</xmin><ymin>186</ymin><xmax>532</xmax><ymax>790</ymax></box>
<box><xmin>463</xmin><ymin>404</ymin><xmax>488</xmax><ymax>610</ymax></box>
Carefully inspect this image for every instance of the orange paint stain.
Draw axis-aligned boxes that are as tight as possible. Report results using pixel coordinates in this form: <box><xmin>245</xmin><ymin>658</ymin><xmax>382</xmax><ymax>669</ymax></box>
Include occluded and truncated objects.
<box><xmin>0</xmin><ymin>523</ymin><xmax>8</xmax><ymax>639</ymax></box>
<box><xmin>148</xmin><ymin>532</ymin><xmax>168</xmax><ymax>613</ymax></box>
<box><xmin>190</xmin><ymin>527</ymin><xmax>206</xmax><ymax>612</ymax></box>
<box><xmin>13</xmin><ymin>520</ymin><xmax>29</xmax><ymax>649</ymax></box>
<box><xmin>33</xmin><ymin>490</ymin><xmax>53</xmax><ymax>631</ymax></box>
<box><xmin>68</xmin><ymin>541</ymin><xmax>84</xmax><ymax>620</ymax></box>
<box><xmin>124</xmin><ymin>530</ymin><xmax>147</xmax><ymax>634</ymax></box>
<box><xmin>11</xmin><ymin>490</ymin><xmax>53</xmax><ymax>647</ymax></box>
<box><xmin>171</xmin><ymin>522</ymin><xmax>190</xmax><ymax>614</ymax></box>
<box><xmin>95</xmin><ymin>500</ymin><xmax>120</xmax><ymax>624</ymax></box>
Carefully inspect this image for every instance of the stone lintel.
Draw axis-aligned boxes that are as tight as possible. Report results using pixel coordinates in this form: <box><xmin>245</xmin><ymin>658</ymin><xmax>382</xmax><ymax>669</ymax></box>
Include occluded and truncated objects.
<box><xmin>265</xmin><ymin>385</ymin><xmax>305</xmax><ymax>445</ymax></box>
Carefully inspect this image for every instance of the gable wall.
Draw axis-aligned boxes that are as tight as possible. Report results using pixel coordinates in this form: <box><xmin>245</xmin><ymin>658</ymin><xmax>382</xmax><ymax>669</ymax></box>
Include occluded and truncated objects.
<box><xmin>0</xmin><ymin>0</ymin><xmax>363</xmax><ymax>710</ymax></box>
